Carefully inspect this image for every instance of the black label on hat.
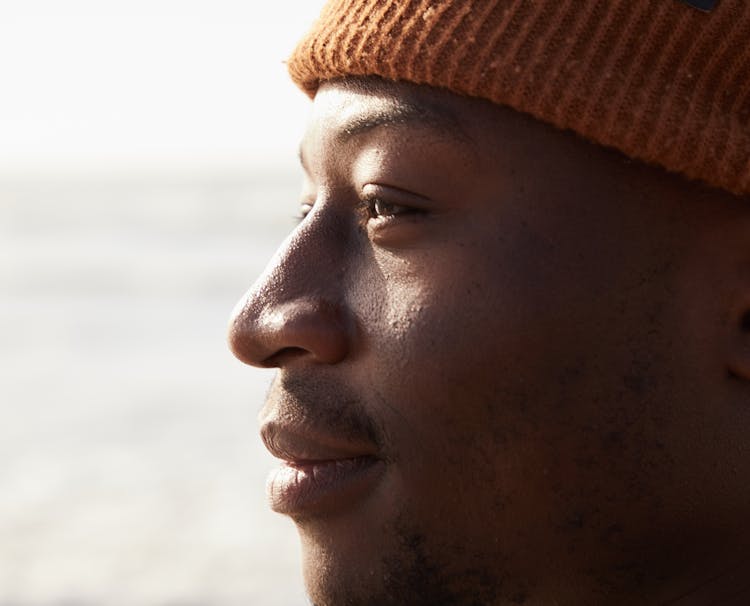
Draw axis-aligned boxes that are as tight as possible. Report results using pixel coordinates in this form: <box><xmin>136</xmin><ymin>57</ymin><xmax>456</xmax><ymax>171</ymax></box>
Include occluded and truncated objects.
<box><xmin>679</xmin><ymin>0</ymin><xmax>718</xmax><ymax>11</ymax></box>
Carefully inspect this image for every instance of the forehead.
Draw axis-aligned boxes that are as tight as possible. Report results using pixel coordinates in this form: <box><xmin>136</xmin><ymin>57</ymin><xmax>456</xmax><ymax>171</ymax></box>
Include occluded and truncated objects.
<box><xmin>314</xmin><ymin>79</ymin><xmax>464</xmax><ymax>130</ymax></box>
<box><xmin>301</xmin><ymin>78</ymin><xmax>484</xmax><ymax>159</ymax></box>
<box><xmin>301</xmin><ymin>76</ymin><xmax>747</xmax><ymax>226</ymax></box>
<box><xmin>302</xmin><ymin>77</ymin><xmax>628</xmax><ymax>183</ymax></box>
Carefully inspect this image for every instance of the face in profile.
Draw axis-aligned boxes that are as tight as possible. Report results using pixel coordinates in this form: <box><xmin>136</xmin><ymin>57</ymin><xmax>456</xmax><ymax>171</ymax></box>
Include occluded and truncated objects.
<box><xmin>229</xmin><ymin>78</ymin><xmax>750</xmax><ymax>605</ymax></box>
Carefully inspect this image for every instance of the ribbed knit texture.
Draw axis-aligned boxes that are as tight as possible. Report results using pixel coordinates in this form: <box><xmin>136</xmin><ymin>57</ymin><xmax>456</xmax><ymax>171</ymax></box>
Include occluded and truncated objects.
<box><xmin>288</xmin><ymin>0</ymin><xmax>750</xmax><ymax>197</ymax></box>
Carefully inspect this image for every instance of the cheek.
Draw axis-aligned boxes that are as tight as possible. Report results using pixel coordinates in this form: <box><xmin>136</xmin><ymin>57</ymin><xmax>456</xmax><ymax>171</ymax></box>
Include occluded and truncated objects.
<box><xmin>357</xmin><ymin>241</ymin><xmax>539</xmax><ymax>458</ymax></box>
<box><xmin>364</xmin><ymin>246</ymin><xmax>504</xmax><ymax>375</ymax></box>
<box><xmin>352</xmin><ymin>248</ymin><xmax>555</xmax><ymax>561</ymax></box>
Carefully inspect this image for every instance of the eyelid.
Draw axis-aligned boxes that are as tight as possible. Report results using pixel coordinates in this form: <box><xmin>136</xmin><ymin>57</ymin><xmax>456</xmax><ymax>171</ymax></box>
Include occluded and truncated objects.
<box><xmin>359</xmin><ymin>184</ymin><xmax>433</xmax><ymax>232</ymax></box>
<box><xmin>360</xmin><ymin>196</ymin><xmax>411</xmax><ymax>222</ymax></box>
<box><xmin>295</xmin><ymin>168</ymin><xmax>317</xmax><ymax>223</ymax></box>
<box><xmin>296</xmin><ymin>183</ymin><xmax>431</xmax><ymax>226</ymax></box>
<box><xmin>362</xmin><ymin>181</ymin><xmax>428</xmax><ymax>196</ymax></box>
<box><xmin>296</xmin><ymin>201</ymin><xmax>314</xmax><ymax>222</ymax></box>
<box><xmin>361</xmin><ymin>183</ymin><xmax>431</xmax><ymax>209</ymax></box>
<box><xmin>295</xmin><ymin>181</ymin><xmax>316</xmax><ymax>224</ymax></box>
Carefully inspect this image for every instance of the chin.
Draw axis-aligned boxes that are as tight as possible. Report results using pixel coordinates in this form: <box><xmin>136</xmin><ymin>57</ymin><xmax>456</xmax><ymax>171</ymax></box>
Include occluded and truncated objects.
<box><xmin>296</xmin><ymin>507</ymin><xmax>504</xmax><ymax>606</ymax></box>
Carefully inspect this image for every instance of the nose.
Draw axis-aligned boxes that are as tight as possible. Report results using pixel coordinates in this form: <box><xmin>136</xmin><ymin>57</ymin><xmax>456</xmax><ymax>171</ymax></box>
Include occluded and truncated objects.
<box><xmin>228</xmin><ymin>217</ymin><xmax>354</xmax><ymax>368</ymax></box>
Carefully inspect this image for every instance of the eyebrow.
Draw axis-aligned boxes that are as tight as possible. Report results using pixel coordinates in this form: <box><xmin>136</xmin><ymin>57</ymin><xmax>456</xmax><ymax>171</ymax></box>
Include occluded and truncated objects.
<box><xmin>337</xmin><ymin>99</ymin><xmax>470</xmax><ymax>143</ymax></box>
<box><xmin>298</xmin><ymin>97</ymin><xmax>474</xmax><ymax>170</ymax></box>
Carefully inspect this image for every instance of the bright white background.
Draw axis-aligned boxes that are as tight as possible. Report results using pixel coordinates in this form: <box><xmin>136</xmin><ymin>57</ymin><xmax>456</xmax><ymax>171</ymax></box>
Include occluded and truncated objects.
<box><xmin>0</xmin><ymin>1</ymin><xmax>327</xmax><ymax>604</ymax></box>
<box><xmin>0</xmin><ymin>0</ymin><xmax>326</xmax><ymax>175</ymax></box>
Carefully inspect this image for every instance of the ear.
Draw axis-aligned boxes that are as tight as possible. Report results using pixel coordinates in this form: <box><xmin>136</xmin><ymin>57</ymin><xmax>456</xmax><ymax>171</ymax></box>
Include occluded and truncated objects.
<box><xmin>728</xmin><ymin>303</ymin><xmax>750</xmax><ymax>381</ymax></box>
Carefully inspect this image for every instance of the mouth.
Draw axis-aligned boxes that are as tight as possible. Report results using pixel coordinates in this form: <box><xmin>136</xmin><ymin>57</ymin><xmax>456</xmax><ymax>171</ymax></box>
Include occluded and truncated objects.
<box><xmin>261</xmin><ymin>421</ymin><xmax>385</xmax><ymax>517</ymax></box>
<box><xmin>266</xmin><ymin>455</ymin><xmax>384</xmax><ymax>516</ymax></box>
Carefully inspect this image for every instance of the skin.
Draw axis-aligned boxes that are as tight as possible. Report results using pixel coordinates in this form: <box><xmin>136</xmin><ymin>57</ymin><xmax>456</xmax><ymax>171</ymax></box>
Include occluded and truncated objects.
<box><xmin>228</xmin><ymin>77</ymin><xmax>750</xmax><ymax>605</ymax></box>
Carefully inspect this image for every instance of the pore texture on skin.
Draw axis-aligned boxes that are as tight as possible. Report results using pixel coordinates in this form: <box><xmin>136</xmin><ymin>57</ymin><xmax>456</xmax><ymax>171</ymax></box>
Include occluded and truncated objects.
<box><xmin>229</xmin><ymin>76</ymin><xmax>750</xmax><ymax>606</ymax></box>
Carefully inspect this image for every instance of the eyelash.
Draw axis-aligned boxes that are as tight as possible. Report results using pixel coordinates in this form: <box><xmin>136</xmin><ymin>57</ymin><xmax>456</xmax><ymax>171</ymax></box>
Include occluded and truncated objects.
<box><xmin>295</xmin><ymin>202</ymin><xmax>314</xmax><ymax>223</ymax></box>
<box><xmin>360</xmin><ymin>195</ymin><xmax>412</xmax><ymax>221</ymax></box>
<box><xmin>295</xmin><ymin>196</ymin><xmax>415</xmax><ymax>224</ymax></box>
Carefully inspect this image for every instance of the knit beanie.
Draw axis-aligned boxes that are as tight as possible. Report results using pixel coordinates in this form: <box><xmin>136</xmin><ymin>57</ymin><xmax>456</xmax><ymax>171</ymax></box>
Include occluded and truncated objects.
<box><xmin>287</xmin><ymin>0</ymin><xmax>750</xmax><ymax>197</ymax></box>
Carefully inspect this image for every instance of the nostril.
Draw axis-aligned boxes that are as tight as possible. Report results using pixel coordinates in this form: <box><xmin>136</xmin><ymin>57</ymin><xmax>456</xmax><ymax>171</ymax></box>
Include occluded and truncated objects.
<box><xmin>260</xmin><ymin>347</ymin><xmax>309</xmax><ymax>368</ymax></box>
<box><xmin>742</xmin><ymin>311</ymin><xmax>750</xmax><ymax>333</ymax></box>
<box><xmin>228</xmin><ymin>299</ymin><xmax>354</xmax><ymax>368</ymax></box>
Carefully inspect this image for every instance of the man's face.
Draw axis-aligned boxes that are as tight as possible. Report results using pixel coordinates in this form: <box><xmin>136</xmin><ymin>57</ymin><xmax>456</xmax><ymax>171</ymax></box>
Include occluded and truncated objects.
<box><xmin>229</xmin><ymin>79</ymin><xmax>750</xmax><ymax>605</ymax></box>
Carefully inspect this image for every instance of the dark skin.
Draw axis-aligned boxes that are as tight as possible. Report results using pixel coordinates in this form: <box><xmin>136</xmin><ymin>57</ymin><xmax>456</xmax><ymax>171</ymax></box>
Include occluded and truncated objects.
<box><xmin>229</xmin><ymin>77</ymin><xmax>750</xmax><ymax>605</ymax></box>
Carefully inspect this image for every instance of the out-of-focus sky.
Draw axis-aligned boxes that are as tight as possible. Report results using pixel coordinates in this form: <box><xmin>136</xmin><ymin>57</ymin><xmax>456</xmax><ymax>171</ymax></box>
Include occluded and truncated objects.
<box><xmin>0</xmin><ymin>0</ymin><xmax>327</xmax><ymax>176</ymax></box>
<box><xmin>0</xmin><ymin>3</ymin><xmax>328</xmax><ymax>604</ymax></box>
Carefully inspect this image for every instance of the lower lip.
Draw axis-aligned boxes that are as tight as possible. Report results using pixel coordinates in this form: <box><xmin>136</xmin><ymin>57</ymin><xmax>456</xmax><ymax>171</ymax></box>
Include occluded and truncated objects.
<box><xmin>266</xmin><ymin>456</ymin><xmax>384</xmax><ymax>516</ymax></box>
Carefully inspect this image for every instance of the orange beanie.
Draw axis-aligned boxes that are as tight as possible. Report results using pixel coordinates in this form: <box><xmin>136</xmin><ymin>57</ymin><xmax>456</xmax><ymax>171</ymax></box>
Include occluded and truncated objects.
<box><xmin>288</xmin><ymin>0</ymin><xmax>750</xmax><ymax>197</ymax></box>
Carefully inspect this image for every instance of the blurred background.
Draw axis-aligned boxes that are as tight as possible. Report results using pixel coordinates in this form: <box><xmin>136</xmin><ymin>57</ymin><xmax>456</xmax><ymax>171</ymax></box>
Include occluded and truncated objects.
<box><xmin>0</xmin><ymin>1</ymin><xmax>327</xmax><ymax>604</ymax></box>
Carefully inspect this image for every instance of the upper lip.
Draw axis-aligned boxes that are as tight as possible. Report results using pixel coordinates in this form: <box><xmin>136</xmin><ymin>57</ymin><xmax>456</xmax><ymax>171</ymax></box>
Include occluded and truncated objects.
<box><xmin>260</xmin><ymin>419</ymin><xmax>379</xmax><ymax>463</ymax></box>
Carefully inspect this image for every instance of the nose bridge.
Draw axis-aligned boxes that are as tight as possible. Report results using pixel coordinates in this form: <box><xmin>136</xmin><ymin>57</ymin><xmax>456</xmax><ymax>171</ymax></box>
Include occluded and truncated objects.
<box><xmin>228</xmin><ymin>211</ymin><xmax>354</xmax><ymax>368</ymax></box>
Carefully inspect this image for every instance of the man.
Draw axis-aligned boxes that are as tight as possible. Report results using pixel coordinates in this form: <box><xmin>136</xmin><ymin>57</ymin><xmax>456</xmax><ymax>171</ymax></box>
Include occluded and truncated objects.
<box><xmin>228</xmin><ymin>1</ymin><xmax>750</xmax><ymax>604</ymax></box>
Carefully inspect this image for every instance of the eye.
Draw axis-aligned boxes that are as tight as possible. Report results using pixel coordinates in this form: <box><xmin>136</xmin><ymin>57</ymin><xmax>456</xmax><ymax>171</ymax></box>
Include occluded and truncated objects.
<box><xmin>295</xmin><ymin>201</ymin><xmax>314</xmax><ymax>223</ymax></box>
<box><xmin>362</xmin><ymin>195</ymin><xmax>413</xmax><ymax>221</ymax></box>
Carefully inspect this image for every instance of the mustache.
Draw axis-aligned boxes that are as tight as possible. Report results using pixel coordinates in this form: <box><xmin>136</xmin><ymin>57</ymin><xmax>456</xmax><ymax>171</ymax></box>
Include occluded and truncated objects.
<box><xmin>262</xmin><ymin>371</ymin><xmax>386</xmax><ymax>451</ymax></box>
